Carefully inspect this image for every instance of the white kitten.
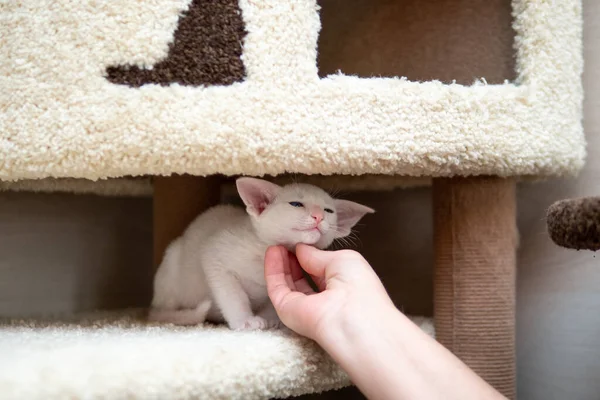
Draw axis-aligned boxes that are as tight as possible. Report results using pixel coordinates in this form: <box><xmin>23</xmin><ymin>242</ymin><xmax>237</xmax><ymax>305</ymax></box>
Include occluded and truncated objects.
<box><xmin>149</xmin><ymin>177</ymin><xmax>374</xmax><ymax>330</ymax></box>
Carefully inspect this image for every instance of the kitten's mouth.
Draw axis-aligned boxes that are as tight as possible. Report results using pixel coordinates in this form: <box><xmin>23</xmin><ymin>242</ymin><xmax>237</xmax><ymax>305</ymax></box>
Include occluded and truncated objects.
<box><xmin>294</xmin><ymin>227</ymin><xmax>322</xmax><ymax>233</ymax></box>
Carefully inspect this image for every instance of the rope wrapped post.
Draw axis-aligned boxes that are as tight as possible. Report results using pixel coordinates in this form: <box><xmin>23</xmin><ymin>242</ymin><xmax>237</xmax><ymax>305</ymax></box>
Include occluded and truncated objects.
<box><xmin>433</xmin><ymin>177</ymin><xmax>517</xmax><ymax>399</ymax></box>
<box><xmin>153</xmin><ymin>175</ymin><xmax>221</xmax><ymax>268</ymax></box>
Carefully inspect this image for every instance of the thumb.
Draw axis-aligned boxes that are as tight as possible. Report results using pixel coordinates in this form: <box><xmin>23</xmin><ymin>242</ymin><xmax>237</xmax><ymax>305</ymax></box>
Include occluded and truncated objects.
<box><xmin>295</xmin><ymin>244</ymin><xmax>336</xmax><ymax>278</ymax></box>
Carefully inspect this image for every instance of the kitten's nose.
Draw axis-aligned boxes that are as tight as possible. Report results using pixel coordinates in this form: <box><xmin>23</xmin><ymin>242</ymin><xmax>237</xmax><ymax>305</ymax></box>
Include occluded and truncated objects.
<box><xmin>311</xmin><ymin>212</ymin><xmax>323</xmax><ymax>223</ymax></box>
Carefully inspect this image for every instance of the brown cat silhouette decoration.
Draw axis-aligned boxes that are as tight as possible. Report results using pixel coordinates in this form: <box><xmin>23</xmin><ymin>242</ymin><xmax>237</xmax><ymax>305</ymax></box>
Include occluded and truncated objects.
<box><xmin>106</xmin><ymin>0</ymin><xmax>246</xmax><ymax>87</ymax></box>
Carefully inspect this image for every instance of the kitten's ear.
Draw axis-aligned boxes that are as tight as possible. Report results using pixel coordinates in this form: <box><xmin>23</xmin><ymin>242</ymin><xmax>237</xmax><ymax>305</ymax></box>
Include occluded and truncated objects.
<box><xmin>333</xmin><ymin>200</ymin><xmax>375</xmax><ymax>238</ymax></box>
<box><xmin>236</xmin><ymin>177</ymin><xmax>282</xmax><ymax>217</ymax></box>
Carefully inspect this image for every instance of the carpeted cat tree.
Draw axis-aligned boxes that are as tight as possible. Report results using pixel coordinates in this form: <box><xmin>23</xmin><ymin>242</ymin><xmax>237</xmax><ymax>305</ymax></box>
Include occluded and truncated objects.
<box><xmin>0</xmin><ymin>0</ymin><xmax>585</xmax><ymax>399</ymax></box>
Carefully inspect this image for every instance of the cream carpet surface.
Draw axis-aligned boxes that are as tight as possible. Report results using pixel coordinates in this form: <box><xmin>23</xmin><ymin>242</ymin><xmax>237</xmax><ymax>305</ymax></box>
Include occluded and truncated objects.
<box><xmin>0</xmin><ymin>0</ymin><xmax>585</xmax><ymax>195</ymax></box>
<box><xmin>0</xmin><ymin>309</ymin><xmax>434</xmax><ymax>399</ymax></box>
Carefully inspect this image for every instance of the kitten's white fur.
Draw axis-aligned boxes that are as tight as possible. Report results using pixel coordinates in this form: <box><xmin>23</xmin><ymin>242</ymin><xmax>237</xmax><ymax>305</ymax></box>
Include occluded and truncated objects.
<box><xmin>149</xmin><ymin>177</ymin><xmax>374</xmax><ymax>330</ymax></box>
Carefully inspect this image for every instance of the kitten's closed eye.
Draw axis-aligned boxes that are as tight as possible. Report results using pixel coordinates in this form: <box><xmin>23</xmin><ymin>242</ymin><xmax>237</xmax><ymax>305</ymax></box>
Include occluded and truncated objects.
<box><xmin>289</xmin><ymin>201</ymin><xmax>304</xmax><ymax>208</ymax></box>
<box><xmin>324</xmin><ymin>208</ymin><xmax>334</xmax><ymax>214</ymax></box>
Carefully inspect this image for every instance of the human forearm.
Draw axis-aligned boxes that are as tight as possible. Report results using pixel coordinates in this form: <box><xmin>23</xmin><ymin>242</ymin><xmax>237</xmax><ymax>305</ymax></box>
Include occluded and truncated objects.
<box><xmin>318</xmin><ymin>305</ymin><xmax>506</xmax><ymax>400</ymax></box>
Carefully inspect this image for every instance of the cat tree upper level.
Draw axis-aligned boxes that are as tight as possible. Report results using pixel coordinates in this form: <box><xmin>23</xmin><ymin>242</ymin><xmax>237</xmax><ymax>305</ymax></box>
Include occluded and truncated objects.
<box><xmin>0</xmin><ymin>0</ymin><xmax>585</xmax><ymax>190</ymax></box>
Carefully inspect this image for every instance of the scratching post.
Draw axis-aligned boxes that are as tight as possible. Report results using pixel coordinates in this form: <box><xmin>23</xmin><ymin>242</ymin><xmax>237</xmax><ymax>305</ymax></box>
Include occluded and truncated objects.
<box><xmin>433</xmin><ymin>177</ymin><xmax>517</xmax><ymax>399</ymax></box>
<box><xmin>153</xmin><ymin>175</ymin><xmax>221</xmax><ymax>268</ymax></box>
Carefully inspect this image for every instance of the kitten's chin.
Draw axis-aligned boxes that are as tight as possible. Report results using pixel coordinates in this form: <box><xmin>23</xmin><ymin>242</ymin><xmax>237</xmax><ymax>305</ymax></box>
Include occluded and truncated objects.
<box><xmin>296</xmin><ymin>230</ymin><xmax>322</xmax><ymax>246</ymax></box>
<box><xmin>284</xmin><ymin>234</ymin><xmax>333</xmax><ymax>252</ymax></box>
<box><xmin>281</xmin><ymin>230</ymin><xmax>331</xmax><ymax>251</ymax></box>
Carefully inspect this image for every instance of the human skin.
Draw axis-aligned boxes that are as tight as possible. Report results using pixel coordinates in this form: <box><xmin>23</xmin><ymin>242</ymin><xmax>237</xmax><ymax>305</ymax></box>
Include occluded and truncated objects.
<box><xmin>264</xmin><ymin>244</ymin><xmax>506</xmax><ymax>400</ymax></box>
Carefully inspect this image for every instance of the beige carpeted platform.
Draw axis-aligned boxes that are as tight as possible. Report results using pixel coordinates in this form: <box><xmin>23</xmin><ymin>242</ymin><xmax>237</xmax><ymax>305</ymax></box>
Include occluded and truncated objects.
<box><xmin>0</xmin><ymin>0</ymin><xmax>585</xmax><ymax>195</ymax></box>
<box><xmin>0</xmin><ymin>310</ymin><xmax>434</xmax><ymax>399</ymax></box>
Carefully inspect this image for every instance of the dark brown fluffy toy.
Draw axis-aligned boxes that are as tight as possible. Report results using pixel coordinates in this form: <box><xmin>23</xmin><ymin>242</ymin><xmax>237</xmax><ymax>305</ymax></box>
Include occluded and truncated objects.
<box><xmin>547</xmin><ymin>196</ymin><xmax>600</xmax><ymax>251</ymax></box>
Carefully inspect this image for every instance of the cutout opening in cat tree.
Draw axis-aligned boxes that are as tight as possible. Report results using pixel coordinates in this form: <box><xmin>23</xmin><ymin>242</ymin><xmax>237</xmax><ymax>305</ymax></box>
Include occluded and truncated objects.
<box><xmin>317</xmin><ymin>0</ymin><xmax>516</xmax><ymax>85</ymax></box>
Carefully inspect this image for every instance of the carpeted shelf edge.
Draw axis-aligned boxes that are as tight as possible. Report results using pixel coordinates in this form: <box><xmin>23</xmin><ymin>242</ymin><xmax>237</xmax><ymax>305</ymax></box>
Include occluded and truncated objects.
<box><xmin>0</xmin><ymin>309</ymin><xmax>434</xmax><ymax>399</ymax></box>
<box><xmin>0</xmin><ymin>175</ymin><xmax>434</xmax><ymax>197</ymax></box>
<box><xmin>0</xmin><ymin>177</ymin><xmax>154</xmax><ymax>198</ymax></box>
<box><xmin>0</xmin><ymin>173</ymin><xmax>575</xmax><ymax>198</ymax></box>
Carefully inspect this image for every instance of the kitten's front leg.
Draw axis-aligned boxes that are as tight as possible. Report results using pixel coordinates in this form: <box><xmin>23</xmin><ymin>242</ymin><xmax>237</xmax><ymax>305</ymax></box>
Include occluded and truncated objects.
<box><xmin>208</xmin><ymin>270</ymin><xmax>267</xmax><ymax>331</ymax></box>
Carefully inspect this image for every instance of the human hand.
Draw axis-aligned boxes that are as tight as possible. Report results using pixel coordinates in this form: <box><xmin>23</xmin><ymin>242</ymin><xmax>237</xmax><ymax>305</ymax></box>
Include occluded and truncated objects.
<box><xmin>265</xmin><ymin>244</ymin><xmax>506</xmax><ymax>400</ymax></box>
<box><xmin>264</xmin><ymin>243</ymin><xmax>395</xmax><ymax>343</ymax></box>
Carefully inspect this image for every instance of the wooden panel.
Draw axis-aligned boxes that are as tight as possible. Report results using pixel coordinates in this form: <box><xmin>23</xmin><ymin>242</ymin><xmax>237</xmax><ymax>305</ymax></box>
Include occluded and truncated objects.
<box><xmin>318</xmin><ymin>0</ymin><xmax>515</xmax><ymax>84</ymax></box>
<box><xmin>153</xmin><ymin>175</ymin><xmax>221</xmax><ymax>268</ymax></box>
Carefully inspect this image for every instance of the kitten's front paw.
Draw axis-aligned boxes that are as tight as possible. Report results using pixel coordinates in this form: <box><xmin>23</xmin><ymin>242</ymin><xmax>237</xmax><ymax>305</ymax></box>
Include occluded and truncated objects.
<box><xmin>232</xmin><ymin>316</ymin><xmax>268</xmax><ymax>331</ymax></box>
<box><xmin>266</xmin><ymin>318</ymin><xmax>284</xmax><ymax>329</ymax></box>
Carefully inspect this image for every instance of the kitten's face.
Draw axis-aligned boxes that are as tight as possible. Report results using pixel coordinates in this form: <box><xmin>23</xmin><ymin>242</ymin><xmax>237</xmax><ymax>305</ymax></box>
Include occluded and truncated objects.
<box><xmin>256</xmin><ymin>183</ymin><xmax>340</xmax><ymax>248</ymax></box>
<box><xmin>236</xmin><ymin>178</ymin><xmax>374</xmax><ymax>249</ymax></box>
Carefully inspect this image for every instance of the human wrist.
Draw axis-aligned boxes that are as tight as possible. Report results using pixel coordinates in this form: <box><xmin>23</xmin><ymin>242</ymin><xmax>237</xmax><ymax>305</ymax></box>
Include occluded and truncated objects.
<box><xmin>315</xmin><ymin>299</ymin><xmax>404</xmax><ymax>362</ymax></box>
<box><xmin>314</xmin><ymin>301</ymin><xmax>419</xmax><ymax>400</ymax></box>
<box><xmin>318</xmin><ymin>304</ymin><xmax>507</xmax><ymax>400</ymax></box>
